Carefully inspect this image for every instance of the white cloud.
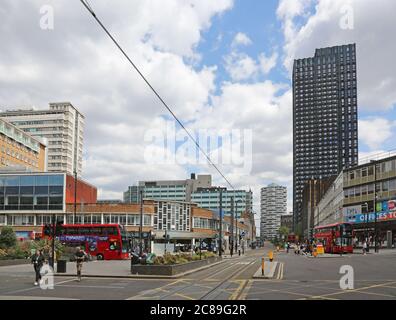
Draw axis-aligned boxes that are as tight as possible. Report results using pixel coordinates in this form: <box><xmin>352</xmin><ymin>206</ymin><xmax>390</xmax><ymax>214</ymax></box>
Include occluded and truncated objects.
<box><xmin>258</xmin><ymin>52</ymin><xmax>278</xmax><ymax>74</ymax></box>
<box><xmin>0</xmin><ymin>0</ymin><xmax>293</xmax><ymax>218</ymax></box>
<box><xmin>224</xmin><ymin>52</ymin><xmax>259</xmax><ymax>81</ymax></box>
<box><xmin>277</xmin><ymin>0</ymin><xmax>396</xmax><ymax>111</ymax></box>
<box><xmin>231</xmin><ymin>32</ymin><xmax>252</xmax><ymax>48</ymax></box>
<box><xmin>0</xmin><ymin>0</ymin><xmax>234</xmax><ymax>200</ymax></box>
<box><xmin>359</xmin><ymin>118</ymin><xmax>394</xmax><ymax>150</ymax></box>
<box><xmin>224</xmin><ymin>50</ymin><xmax>279</xmax><ymax>81</ymax></box>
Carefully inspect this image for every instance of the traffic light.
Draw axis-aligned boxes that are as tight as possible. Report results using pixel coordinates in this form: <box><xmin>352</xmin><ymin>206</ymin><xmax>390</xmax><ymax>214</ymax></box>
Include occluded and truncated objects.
<box><xmin>163</xmin><ymin>234</ymin><xmax>170</xmax><ymax>241</ymax></box>
<box><xmin>55</xmin><ymin>220</ymin><xmax>63</xmax><ymax>236</ymax></box>
<box><xmin>43</xmin><ymin>224</ymin><xmax>51</xmax><ymax>236</ymax></box>
<box><xmin>163</xmin><ymin>230</ymin><xmax>170</xmax><ymax>241</ymax></box>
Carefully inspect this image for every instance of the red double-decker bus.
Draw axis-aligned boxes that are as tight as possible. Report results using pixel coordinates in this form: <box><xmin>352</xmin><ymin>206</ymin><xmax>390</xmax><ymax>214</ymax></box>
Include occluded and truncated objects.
<box><xmin>313</xmin><ymin>223</ymin><xmax>354</xmax><ymax>254</ymax></box>
<box><xmin>43</xmin><ymin>224</ymin><xmax>130</xmax><ymax>260</ymax></box>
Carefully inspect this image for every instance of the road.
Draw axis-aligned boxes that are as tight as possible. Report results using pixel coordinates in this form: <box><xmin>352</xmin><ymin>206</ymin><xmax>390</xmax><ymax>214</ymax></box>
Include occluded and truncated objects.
<box><xmin>0</xmin><ymin>247</ymin><xmax>395</xmax><ymax>300</ymax></box>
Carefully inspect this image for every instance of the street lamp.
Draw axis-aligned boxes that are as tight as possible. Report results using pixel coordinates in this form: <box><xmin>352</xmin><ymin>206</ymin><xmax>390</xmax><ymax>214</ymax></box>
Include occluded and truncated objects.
<box><xmin>362</xmin><ymin>202</ymin><xmax>369</xmax><ymax>244</ymax></box>
<box><xmin>139</xmin><ymin>189</ymin><xmax>144</xmax><ymax>257</ymax></box>
<box><xmin>235</xmin><ymin>199</ymin><xmax>242</xmax><ymax>252</ymax></box>
<box><xmin>371</xmin><ymin>160</ymin><xmax>379</xmax><ymax>253</ymax></box>
<box><xmin>230</xmin><ymin>196</ymin><xmax>234</xmax><ymax>257</ymax></box>
<box><xmin>215</xmin><ymin>187</ymin><xmax>227</xmax><ymax>257</ymax></box>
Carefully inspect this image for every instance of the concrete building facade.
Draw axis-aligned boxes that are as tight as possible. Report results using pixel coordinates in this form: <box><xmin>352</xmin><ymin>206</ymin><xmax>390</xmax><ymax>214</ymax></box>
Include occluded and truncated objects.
<box><xmin>123</xmin><ymin>174</ymin><xmax>212</xmax><ymax>203</ymax></box>
<box><xmin>260</xmin><ymin>183</ymin><xmax>287</xmax><ymax>241</ymax></box>
<box><xmin>0</xmin><ymin>118</ymin><xmax>46</xmax><ymax>171</ymax></box>
<box><xmin>314</xmin><ymin>172</ymin><xmax>344</xmax><ymax>227</ymax></box>
<box><xmin>0</xmin><ymin>102</ymin><xmax>84</xmax><ymax>176</ymax></box>
<box><xmin>293</xmin><ymin>44</ymin><xmax>359</xmax><ymax>231</ymax></box>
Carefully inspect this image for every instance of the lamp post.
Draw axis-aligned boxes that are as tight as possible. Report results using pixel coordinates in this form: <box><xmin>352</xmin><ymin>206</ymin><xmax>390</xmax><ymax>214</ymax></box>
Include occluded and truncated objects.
<box><xmin>362</xmin><ymin>202</ymin><xmax>369</xmax><ymax>244</ymax></box>
<box><xmin>73</xmin><ymin>170</ymin><xmax>77</xmax><ymax>224</ymax></box>
<box><xmin>235</xmin><ymin>199</ymin><xmax>242</xmax><ymax>252</ymax></box>
<box><xmin>371</xmin><ymin>160</ymin><xmax>379</xmax><ymax>253</ymax></box>
<box><xmin>139</xmin><ymin>189</ymin><xmax>143</xmax><ymax>257</ymax></box>
<box><xmin>230</xmin><ymin>196</ymin><xmax>234</xmax><ymax>257</ymax></box>
<box><xmin>215</xmin><ymin>187</ymin><xmax>227</xmax><ymax>257</ymax></box>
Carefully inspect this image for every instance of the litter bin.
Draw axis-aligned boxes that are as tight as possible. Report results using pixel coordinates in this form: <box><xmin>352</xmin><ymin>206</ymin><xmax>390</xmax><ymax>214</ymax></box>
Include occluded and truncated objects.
<box><xmin>57</xmin><ymin>260</ymin><xmax>67</xmax><ymax>273</ymax></box>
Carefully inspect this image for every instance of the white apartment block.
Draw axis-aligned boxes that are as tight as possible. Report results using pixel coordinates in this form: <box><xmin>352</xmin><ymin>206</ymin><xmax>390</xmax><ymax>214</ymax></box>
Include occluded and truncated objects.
<box><xmin>260</xmin><ymin>183</ymin><xmax>287</xmax><ymax>241</ymax></box>
<box><xmin>0</xmin><ymin>102</ymin><xmax>84</xmax><ymax>176</ymax></box>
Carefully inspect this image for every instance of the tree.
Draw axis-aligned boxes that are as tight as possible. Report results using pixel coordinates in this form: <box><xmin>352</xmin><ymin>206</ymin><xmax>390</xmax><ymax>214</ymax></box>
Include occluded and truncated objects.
<box><xmin>279</xmin><ymin>226</ymin><xmax>290</xmax><ymax>240</ymax></box>
<box><xmin>0</xmin><ymin>226</ymin><xmax>17</xmax><ymax>249</ymax></box>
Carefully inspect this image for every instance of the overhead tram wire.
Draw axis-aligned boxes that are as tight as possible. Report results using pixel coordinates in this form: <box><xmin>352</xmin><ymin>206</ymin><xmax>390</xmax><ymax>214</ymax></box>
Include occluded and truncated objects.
<box><xmin>79</xmin><ymin>0</ymin><xmax>235</xmax><ymax>190</ymax></box>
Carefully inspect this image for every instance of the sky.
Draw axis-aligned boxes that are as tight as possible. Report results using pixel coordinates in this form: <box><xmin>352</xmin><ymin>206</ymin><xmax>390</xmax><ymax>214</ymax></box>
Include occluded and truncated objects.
<box><xmin>0</xmin><ymin>0</ymin><xmax>396</xmax><ymax>230</ymax></box>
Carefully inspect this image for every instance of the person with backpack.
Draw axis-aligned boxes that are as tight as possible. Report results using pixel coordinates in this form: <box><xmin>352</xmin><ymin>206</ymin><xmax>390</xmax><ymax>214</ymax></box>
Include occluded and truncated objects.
<box><xmin>74</xmin><ymin>247</ymin><xmax>88</xmax><ymax>282</ymax></box>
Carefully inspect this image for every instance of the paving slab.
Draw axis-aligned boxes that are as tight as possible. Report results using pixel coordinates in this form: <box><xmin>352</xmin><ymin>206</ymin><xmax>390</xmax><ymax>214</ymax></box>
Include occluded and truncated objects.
<box><xmin>253</xmin><ymin>261</ymin><xmax>278</xmax><ymax>279</ymax></box>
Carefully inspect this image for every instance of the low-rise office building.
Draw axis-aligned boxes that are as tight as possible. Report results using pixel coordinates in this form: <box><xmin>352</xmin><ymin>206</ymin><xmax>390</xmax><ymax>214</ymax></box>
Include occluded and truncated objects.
<box><xmin>0</xmin><ymin>171</ymin><xmax>97</xmax><ymax>239</ymax></box>
<box><xmin>191</xmin><ymin>187</ymin><xmax>253</xmax><ymax>217</ymax></box>
<box><xmin>343</xmin><ymin>154</ymin><xmax>396</xmax><ymax>247</ymax></box>
<box><xmin>123</xmin><ymin>173</ymin><xmax>212</xmax><ymax>203</ymax></box>
<box><xmin>0</xmin><ymin>193</ymin><xmax>250</xmax><ymax>251</ymax></box>
<box><xmin>300</xmin><ymin>178</ymin><xmax>334</xmax><ymax>238</ymax></box>
<box><xmin>124</xmin><ymin>174</ymin><xmax>253</xmax><ymax>218</ymax></box>
<box><xmin>0</xmin><ymin>118</ymin><xmax>46</xmax><ymax>171</ymax></box>
<box><xmin>314</xmin><ymin>172</ymin><xmax>344</xmax><ymax>227</ymax></box>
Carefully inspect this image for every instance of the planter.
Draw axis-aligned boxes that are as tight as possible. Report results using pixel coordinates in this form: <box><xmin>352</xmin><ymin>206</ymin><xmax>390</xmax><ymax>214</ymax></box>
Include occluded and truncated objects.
<box><xmin>0</xmin><ymin>259</ymin><xmax>30</xmax><ymax>267</ymax></box>
<box><xmin>131</xmin><ymin>256</ymin><xmax>222</xmax><ymax>276</ymax></box>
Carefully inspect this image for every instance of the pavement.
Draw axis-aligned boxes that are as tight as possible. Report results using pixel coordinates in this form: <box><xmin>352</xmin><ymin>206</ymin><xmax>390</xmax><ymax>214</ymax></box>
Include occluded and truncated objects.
<box><xmin>0</xmin><ymin>246</ymin><xmax>395</xmax><ymax>300</ymax></box>
<box><xmin>252</xmin><ymin>261</ymin><xmax>278</xmax><ymax>279</ymax></box>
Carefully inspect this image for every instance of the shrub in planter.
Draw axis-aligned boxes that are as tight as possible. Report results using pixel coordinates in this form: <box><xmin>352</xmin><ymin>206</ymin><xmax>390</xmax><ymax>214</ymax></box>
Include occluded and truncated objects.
<box><xmin>180</xmin><ymin>253</ymin><xmax>193</xmax><ymax>261</ymax></box>
<box><xmin>0</xmin><ymin>248</ymin><xmax>7</xmax><ymax>259</ymax></box>
<box><xmin>0</xmin><ymin>226</ymin><xmax>17</xmax><ymax>249</ymax></box>
<box><xmin>192</xmin><ymin>254</ymin><xmax>201</xmax><ymax>261</ymax></box>
<box><xmin>153</xmin><ymin>256</ymin><xmax>165</xmax><ymax>265</ymax></box>
<box><xmin>163</xmin><ymin>253</ymin><xmax>177</xmax><ymax>265</ymax></box>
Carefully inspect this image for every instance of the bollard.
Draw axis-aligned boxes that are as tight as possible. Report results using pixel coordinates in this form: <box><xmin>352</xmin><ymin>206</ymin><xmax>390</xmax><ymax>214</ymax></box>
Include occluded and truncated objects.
<box><xmin>261</xmin><ymin>257</ymin><xmax>265</xmax><ymax>276</ymax></box>
<box><xmin>269</xmin><ymin>250</ymin><xmax>274</xmax><ymax>262</ymax></box>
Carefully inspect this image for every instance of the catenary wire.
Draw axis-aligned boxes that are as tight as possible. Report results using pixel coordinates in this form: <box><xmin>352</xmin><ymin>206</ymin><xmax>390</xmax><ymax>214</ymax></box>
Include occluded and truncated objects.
<box><xmin>79</xmin><ymin>0</ymin><xmax>235</xmax><ymax>190</ymax></box>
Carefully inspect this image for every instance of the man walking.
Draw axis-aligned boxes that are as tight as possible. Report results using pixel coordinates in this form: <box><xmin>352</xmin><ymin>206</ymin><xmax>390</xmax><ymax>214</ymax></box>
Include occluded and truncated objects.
<box><xmin>75</xmin><ymin>247</ymin><xmax>88</xmax><ymax>282</ymax></box>
<box><xmin>31</xmin><ymin>250</ymin><xmax>45</xmax><ymax>286</ymax></box>
<box><xmin>363</xmin><ymin>240</ymin><xmax>367</xmax><ymax>255</ymax></box>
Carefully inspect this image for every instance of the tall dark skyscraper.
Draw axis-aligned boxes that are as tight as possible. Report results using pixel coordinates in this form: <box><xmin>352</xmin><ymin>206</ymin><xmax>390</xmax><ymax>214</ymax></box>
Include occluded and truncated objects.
<box><xmin>293</xmin><ymin>43</ymin><xmax>358</xmax><ymax>232</ymax></box>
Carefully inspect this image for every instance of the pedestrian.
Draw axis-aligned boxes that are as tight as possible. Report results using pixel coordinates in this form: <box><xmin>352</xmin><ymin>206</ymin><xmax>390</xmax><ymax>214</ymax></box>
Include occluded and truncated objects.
<box><xmin>363</xmin><ymin>241</ymin><xmax>367</xmax><ymax>255</ymax></box>
<box><xmin>74</xmin><ymin>247</ymin><xmax>88</xmax><ymax>282</ymax></box>
<box><xmin>31</xmin><ymin>249</ymin><xmax>45</xmax><ymax>286</ymax></box>
<box><xmin>286</xmin><ymin>242</ymin><xmax>290</xmax><ymax>254</ymax></box>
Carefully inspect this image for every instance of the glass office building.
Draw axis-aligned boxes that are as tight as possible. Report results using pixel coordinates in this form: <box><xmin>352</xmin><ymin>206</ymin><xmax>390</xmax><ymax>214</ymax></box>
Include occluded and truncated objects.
<box><xmin>191</xmin><ymin>188</ymin><xmax>253</xmax><ymax>217</ymax></box>
<box><xmin>0</xmin><ymin>173</ymin><xmax>65</xmax><ymax>212</ymax></box>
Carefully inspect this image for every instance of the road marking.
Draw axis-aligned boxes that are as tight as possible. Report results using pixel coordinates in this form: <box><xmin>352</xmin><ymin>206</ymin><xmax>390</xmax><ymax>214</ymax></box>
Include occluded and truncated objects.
<box><xmin>4</xmin><ymin>278</ymin><xmax>76</xmax><ymax>295</ymax></box>
<box><xmin>240</xmin><ymin>280</ymin><xmax>253</xmax><ymax>300</ymax></box>
<box><xmin>174</xmin><ymin>292</ymin><xmax>196</xmax><ymax>300</ymax></box>
<box><xmin>275</xmin><ymin>262</ymin><xmax>284</xmax><ymax>280</ymax></box>
<box><xmin>309</xmin><ymin>281</ymin><xmax>396</xmax><ymax>299</ymax></box>
<box><xmin>56</xmin><ymin>284</ymin><xmax>125</xmax><ymax>289</ymax></box>
<box><xmin>229</xmin><ymin>280</ymin><xmax>247</xmax><ymax>300</ymax></box>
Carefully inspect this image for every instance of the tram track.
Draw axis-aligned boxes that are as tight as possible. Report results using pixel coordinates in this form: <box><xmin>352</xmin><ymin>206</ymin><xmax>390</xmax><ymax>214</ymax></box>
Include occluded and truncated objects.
<box><xmin>198</xmin><ymin>258</ymin><xmax>258</xmax><ymax>300</ymax></box>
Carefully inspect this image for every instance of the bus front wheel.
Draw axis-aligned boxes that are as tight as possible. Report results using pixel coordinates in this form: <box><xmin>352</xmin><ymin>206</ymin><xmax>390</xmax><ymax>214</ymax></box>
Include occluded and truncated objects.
<box><xmin>96</xmin><ymin>254</ymin><xmax>104</xmax><ymax>261</ymax></box>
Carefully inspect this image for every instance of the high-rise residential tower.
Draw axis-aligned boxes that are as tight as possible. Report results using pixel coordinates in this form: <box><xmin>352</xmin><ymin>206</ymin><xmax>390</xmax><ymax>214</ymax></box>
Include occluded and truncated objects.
<box><xmin>293</xmin><ymin>44</ymin><xmax>358</xmax><ymax>231</ymax></box>
<box><xmin>0</xmin><ymin>102</ymin><xmax>84</xmax><ymax>176</ymax></box>
<box><xmin>260</xmin><ymin>183</ymin><xmax>287</xmax><ymax>241</ymax></box>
